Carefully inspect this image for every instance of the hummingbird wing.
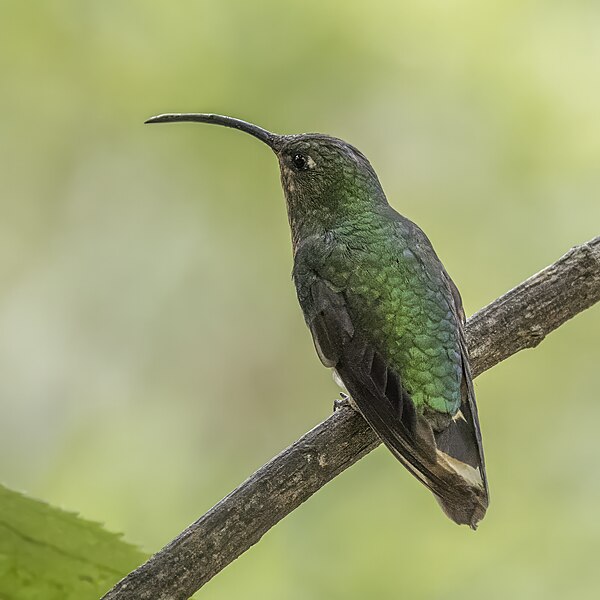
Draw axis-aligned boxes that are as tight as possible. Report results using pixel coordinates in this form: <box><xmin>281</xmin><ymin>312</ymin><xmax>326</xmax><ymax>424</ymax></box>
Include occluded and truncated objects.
<box><xmin>301</xmin><ymin>274</ymin><xmax>488</xmax><ymax>528</ymax></box>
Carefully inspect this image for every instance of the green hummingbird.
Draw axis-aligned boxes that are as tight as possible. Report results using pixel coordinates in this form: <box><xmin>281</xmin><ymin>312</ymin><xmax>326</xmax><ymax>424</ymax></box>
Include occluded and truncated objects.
<box><xmin>146</xmin><ymin>113</ymin><xmax>489</xmax><ymax>528</ymax></box>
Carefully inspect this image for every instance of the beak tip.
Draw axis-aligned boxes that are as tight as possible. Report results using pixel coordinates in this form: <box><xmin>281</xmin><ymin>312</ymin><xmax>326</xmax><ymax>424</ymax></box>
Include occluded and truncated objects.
<box><xmin>144</xmin><ymin>115</ymin><xmax>164</xmax><ymax>124</ymax></box>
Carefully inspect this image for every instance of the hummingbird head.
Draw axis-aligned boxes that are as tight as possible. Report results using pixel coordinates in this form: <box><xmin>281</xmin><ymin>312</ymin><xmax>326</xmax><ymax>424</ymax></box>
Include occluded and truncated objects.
<box><xmin>145</xmin><ymin>113</ymin><xmax>388</xmax><ymax>245</ymax></box>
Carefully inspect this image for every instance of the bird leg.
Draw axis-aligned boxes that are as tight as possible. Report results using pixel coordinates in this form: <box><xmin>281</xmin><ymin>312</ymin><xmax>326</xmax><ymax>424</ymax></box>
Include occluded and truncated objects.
<box><xmin>333</xmin><ymin>392</ymin><xmax>358</xmax><ymax>412</ymax></box>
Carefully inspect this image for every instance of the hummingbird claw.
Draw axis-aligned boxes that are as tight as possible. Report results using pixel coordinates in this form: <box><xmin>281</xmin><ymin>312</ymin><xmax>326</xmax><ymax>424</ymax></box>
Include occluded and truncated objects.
<box><xmin>333</xmin><ymin>392</ymin><xmax>352</xmax><ymax>412</ymax></box>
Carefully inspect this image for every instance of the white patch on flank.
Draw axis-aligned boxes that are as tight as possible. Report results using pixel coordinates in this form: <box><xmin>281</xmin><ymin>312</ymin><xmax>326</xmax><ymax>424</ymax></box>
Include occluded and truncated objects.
<box><xmin>436</xmin><ymin>450</ymin><xmax>483</xmax><ymax>488</ymax></box>
<box><xmin>332</xmin><ymin>369</ymin><xmax>345</xmax><ymax>389</ymax></box>
<box><xmin>314</xmin><ymin>338</ymin><xmax>334</xmax><ymax>367</ymax></box>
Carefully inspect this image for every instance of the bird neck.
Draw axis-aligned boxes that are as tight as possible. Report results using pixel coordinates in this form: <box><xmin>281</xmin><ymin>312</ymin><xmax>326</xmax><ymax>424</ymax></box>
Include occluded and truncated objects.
<box><xmin>286</xmin><ymin>190</ymin><xmax>389</xmax><ymax>256</ymax></box>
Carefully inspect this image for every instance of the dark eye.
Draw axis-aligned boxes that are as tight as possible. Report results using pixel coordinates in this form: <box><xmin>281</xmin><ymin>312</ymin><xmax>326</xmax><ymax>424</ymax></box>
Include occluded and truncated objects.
<box><xmin>292</xmin><ymin>153</ymin><xmax>308</xmax><ymax>170</ymax></box>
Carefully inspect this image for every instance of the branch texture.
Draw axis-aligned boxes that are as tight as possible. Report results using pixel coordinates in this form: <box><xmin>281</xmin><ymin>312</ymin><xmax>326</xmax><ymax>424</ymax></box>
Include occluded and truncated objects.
<box><xmin>103</xmin><ymin>237</ymin><xmax>600</xmax><ymax>600</ymax></box>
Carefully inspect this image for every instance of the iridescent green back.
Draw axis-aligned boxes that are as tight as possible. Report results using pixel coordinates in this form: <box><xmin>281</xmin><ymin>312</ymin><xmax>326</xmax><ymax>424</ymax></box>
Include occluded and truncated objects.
<box><xmin>319</xmin><ymin>211</ymin><xmax>463</xmax><ymax>417</ymax></box>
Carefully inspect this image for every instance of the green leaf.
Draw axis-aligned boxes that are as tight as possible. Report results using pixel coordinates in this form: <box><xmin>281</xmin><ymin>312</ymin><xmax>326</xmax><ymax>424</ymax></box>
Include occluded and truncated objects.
<box><xmin>0</xmin><ymin>485</ymin><xmax>146</xmax><ymax>600</ymax></box>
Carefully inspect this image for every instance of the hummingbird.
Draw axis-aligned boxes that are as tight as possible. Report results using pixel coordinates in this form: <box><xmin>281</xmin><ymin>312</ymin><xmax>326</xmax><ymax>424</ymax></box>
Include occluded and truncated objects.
<box><xmin>145</xmin><ymin>113</ymin><xmax>489</xmax><ymax>528</ymax></box>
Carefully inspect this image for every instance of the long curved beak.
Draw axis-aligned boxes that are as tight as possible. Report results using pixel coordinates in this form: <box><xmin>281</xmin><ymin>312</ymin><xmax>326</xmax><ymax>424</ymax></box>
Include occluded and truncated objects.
<box><xmin>144</xmin><ymin>113</ymin><xmax>278</xmax><ymax>148</ymax></box>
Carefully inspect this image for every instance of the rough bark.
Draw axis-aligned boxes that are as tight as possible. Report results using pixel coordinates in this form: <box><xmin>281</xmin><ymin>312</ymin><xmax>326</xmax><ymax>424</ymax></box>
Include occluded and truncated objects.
<box><xmin>102</xmin><ymin>237</ymin><xmax>600</xmax><ymax>600</ymax></box>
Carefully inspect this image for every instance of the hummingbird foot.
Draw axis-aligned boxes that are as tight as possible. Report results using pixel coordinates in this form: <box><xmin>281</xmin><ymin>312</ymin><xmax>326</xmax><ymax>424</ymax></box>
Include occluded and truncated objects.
<box><xmin>333</xmin><ymin>392</ymin><xmax>355</xmax><ymax>412</ymax></box>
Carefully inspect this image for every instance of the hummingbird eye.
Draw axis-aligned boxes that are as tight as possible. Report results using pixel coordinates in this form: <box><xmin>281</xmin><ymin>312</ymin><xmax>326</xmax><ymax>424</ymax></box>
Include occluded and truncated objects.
<box><xmin>292</xmin><ymin>153</ymin><xmax>309</xmax><ymax>171</ymax></box>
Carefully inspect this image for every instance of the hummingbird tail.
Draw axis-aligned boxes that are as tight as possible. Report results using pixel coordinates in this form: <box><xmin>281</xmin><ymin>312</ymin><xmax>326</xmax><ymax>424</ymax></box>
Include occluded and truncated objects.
<box><xmin>434</xmin><ymin>488</ymin><xmax>488</xmax><ymax>530</ymax></box>
<box><xmin>391</xmin><ymin>422</ymin><xmax>489</xmax><ymax>529</ymax></box>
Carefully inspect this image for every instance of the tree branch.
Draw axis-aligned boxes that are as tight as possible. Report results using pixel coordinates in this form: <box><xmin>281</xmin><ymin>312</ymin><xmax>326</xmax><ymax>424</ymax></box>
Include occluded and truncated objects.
<box><xmin>103</xmin><ymin>237</ymin><xmax>600</xmax><ymax>600</ymax></box>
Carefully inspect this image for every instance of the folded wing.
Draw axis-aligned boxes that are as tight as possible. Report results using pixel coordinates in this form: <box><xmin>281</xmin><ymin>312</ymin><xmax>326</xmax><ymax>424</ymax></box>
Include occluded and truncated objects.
<box><xmin>303</xmin><ymin>277</ymin><xmax>489</xmax><ymax>528</ymax></box>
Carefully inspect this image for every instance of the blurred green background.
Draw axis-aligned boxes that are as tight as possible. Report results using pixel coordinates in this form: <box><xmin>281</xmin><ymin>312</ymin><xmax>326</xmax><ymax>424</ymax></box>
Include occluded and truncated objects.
<box><xmin>1</xmin><ymin>1</ymin><xmax>599</xmax><ymax>598</ymax></box>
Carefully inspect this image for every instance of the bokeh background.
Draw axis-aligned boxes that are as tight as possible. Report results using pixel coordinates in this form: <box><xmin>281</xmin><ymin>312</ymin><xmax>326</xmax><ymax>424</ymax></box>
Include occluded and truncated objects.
<box><xmin>1</xmin><ymin>1</ymin><xmax>599</xmax><ymax>598</ymax></box>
